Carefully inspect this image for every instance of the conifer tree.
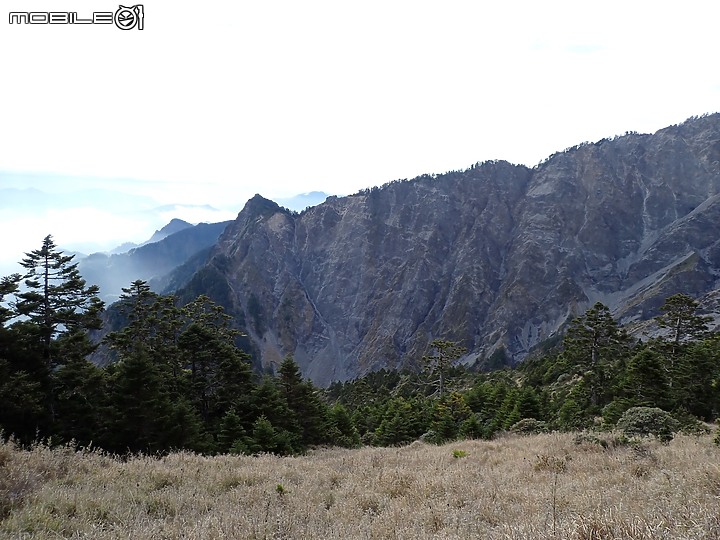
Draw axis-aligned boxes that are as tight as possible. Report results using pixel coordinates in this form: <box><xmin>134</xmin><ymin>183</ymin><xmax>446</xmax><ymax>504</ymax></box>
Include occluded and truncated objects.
<box><xmin>277</xmin><ymin>355</ymin><xmax>328</xmax><ymax>446</ymax></box>
<box><xmin>423</xmin><ymin>339</ymin><xmax>466</xmax><ymax>398</ymax></box>
<box><xmin>655</xmin><ymin>293</ymin><xmax>713</xmax><ymax>391</ymax></box>
<box><xmin>247</xmin><ymin>377</ymin><xmax>300</xmax><ymax>451</ymax></box>
<box><xmin>15</xmin><ymin>235</ymin><xmax>103</xmax><ymax>367</ymax></box>
<box><xmin>620</xmin><ymin>348</ymin><xmax>670</xmax><ymax>410</ymax></box>
<box><xmin>0</xmin><ymin>238</ymin><xmax>103</xmax><ymax>439</ymax></box>
<box><xmin>327</xmin><ymin>404</ymin><xmax>361</xmax><ymax>448</ymax></box>
<box><xmin>53</xmin><ymin>356</ymin><xmax>108</xmax><ymax>446</ymax></box>
<box><xmin>562</xmin><ymin>302</ymin><xmax>631</xmax><ymax>407</ymax></box>
<box><xmin>656</xmin><ymin>293</ymin><xmax>711</xmax><ymax>346</ymax></box>
<box><xmin>218</xmin><ymin>408</ymin><xmax>251</xmax><ymax>454</ymax></box>
<box><xmin>671</xmin><ymin>341</ymin><xmax>719</xmax><ymax>419</ymax></box>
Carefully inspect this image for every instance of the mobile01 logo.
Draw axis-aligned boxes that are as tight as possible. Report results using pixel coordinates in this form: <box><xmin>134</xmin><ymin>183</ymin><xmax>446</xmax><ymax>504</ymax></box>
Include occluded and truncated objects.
<box><xmin>9</xmin><ymin>5</ymin><xmax>144</xmax><ymax>30</ymax></box>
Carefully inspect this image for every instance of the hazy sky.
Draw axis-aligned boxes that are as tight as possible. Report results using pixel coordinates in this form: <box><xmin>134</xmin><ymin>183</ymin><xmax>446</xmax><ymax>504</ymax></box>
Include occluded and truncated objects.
<box><xmin>1</xmin><ymin>0</ymin><xmax>719</xmax><ymax>269</ymax></box>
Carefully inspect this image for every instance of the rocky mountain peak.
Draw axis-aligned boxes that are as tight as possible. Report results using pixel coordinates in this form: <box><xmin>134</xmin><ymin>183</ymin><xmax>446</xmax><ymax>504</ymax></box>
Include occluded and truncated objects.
<box><xmin>178</xmin><ymin>114</ymin><xmax>720</xmax><ymax>385</ymax></box>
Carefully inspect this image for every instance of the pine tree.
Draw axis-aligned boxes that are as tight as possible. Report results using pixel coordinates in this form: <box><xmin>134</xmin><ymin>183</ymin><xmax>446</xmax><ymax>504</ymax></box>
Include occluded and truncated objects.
<box><xmin>655</xmin><ymin>293</ymin><xmax>713</xmax><ymax>391</ymax></box>
<box><xmin>671</xmin><ymin>341</ymin><xmax>719</xmax><ymax>419</ymax></box>
<box><xmin>0</xmin><ymin>238</ymin><xmax>103</xmax><ymax>440</ymax></box>
<box><xmin>277</xmin><ymin>355</ymin><xmax>328</xmax><ymax>446</ymax></box>
<box><xmin>555</xmin><ymin>397</ymin><xmax>587</xmax><ymax>430</ymax></box>
<box><xmin>218</xmin><ymin>408</ymin><xmax>251</xmax><ymax>454</ymax></box>
<box><xmin>0</xmin><ymin>358</ymin><xmax>46</xmax><ymax>442</ymax></box>
<box><xmin>53</xmin><ymin>357</ymin><xmax>107</xmax><ymax>446</ymax></box>
<box><xmin>178</xmin><ymin>322</ymin><xmax>251</xmax><ymax>424</ymax></box>
<box><xmin>563</xmin><ymin>303</ymin><xmax>630</xmax><ymax>370</ymax></box>
<box><xmin>429</xmin><ymin>392</ymin><xmax>472</xmax><ymax>443</ymax></box>
<box><xmin>423</xmin><ymin>339</ymin><xmax>466</xmax><ymax>398</ymax></box>
<box><xmin>458</xmin><ymin>413</ymin><xmax>483</xmax><ymax>439</ymax></box>
<box><xmin>0</xmin><ymin>274</ymin><xmax>20</xmax><ymax>325</ymax></box>
<box><xmin>327</xmin><ymin>404</ymin><xmax>360</xmax><ymax>448</ymax></box>
<box><xmin>562</xmin><ymin>303</ymin><xmax>631</xmax><ymax>407</ymax></box>
<box><xmin>247</xmin><ymin>377</ymin><xmax>300</xmax><ymax>448</ymax></box>
<box><xmin>105</xmin><ymin>343</ymin><xmax>203</xmax><ymax>453</ymax></box>
<box><xmin>656</xmin><ymin>293</ymin><xmax>711</xmax><ymax>346</ymax></box>
<box><xmin>0</xmin><ymin>273</ymin><xmax>49</xmax><ymax>441</ymax></box>
<box><xmin>15</xmin><ymin>235</ymin><xmax>103</xmax><ymax>367</ymax></box>
<box><xmin>373</xmin><ymin>397</ymin><xmax>426</xmax><ymax>446</ymax></box>
<box><xmin>619</xmin><ymin>348</ymin><xmax>670</xmax><ymax>410</ymax></box>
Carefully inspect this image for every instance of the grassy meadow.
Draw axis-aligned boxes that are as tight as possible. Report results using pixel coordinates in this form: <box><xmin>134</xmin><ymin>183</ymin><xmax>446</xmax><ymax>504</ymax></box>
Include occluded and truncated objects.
<box><xmin>1</xmin><ymin>432</ymin><xmax>720</xmax><ymax>539</ymax></box>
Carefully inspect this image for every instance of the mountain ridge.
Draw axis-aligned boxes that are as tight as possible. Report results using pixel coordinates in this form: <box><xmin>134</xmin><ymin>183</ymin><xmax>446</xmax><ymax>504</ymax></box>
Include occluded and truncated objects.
<box><xmin>79</xmin><ymin>220</ymin><xmax>232</xmax><ymax>304</ymax></box>
<box><xmin>172</xmin><ymin>114</ymin><xmax>720</xmax><ymax>385</ymax></box>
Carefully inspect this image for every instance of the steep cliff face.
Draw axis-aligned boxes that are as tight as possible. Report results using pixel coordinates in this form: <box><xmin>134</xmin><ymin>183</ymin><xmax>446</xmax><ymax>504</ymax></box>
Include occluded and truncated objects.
<box><xmin>179</xmin><ymin>114</ymin><xmax>720</xmax><ymax>385</ymax></box>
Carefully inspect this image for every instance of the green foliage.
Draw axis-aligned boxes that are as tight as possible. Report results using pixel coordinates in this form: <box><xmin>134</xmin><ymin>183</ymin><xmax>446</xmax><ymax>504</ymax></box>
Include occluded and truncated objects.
<box><xmin>327</xmin><ymin>404</ymin><xmax>360</xmax><ymax>448</ymax></box>
<box><xmin>615</xmin><ymin>407</ymin><xmax>680</xmax><ymax>442</ymax></box>
<box><xmin>250</xmin><ymin>415</ymin><xmax>294</xmax><ymax>455</ymax></box>
<box><xmin>601</xmin><ymin>398</ymin><xmax>634</xmax><ymax>427</ymax></box>
<box><xmin>0</xmin><ymin>236</ymin><xmax>104</xmax><ymax>444</ymax></box>
<box><xmin>277</xmin><ymin>355</ymin><xmax>328</xmax><ymax>447</ymax></box>
<box><xmin>452</xmin><ymin>449</ymin><xmax>467</xmax><ymax>459</ymax></box>
<box><xmin>561</xmin><ymin>302</ymin><xmax>632</xmax><ymax>408</ymax></box>
<box><xmin>52</xmin><ymin>358</ymin><xmax>107</xmax><ymax>447</ymax></box>
<box><xmin>428</xmin><ymin>392</ymin><xmax>472</xmax><ymax>443</ymax></box>
<box><xmin>563</xmin><ymin>302</ymin><xmax>630</xmax><ymax>371</ymax></box>
<box><xmin>669</xmin><ymin>341</ymin><xmax>719</xmax><ymax>420</ymax></box>
<box><xmin>0</xmin><ymin>359</ymin><xmax>47</xmax><ymax>442</ymax></box>
<box><xmin>218</xmin><ymin>408</ymin><xmax>251</xmax><ymax>454</ymax></box>
<box><xmin>656</xmin><ymin>293</ymin><xmax>711</xmax><ymax>345</ymax></box>
<box><xmin>15</xmin><ymin>235</ymin><xmax>104</xmax><ymax>367</ymax></box>
<box><xmin>374</xmin><ymin>397</ymin><xmax>427</xmax><ymax>446</ymax></box>
<box><xmin>618</xmin><ymin>348</ymin><xmax>670</xmax><ymax>410</ymax></box>
<box><xmin>509</xmin><ymin>418</ymin><xmax>549</xmax><ymax>435</ymax></box>
<box><xmin>458</xmin><ymin>414</ymin><xmax>483</xmax><ymax>440</ymax></box>
<box><xmin>671</xmin><ymin>408</ymin><xmax>710</xmax><ymax>436</ymax></box>
<box><xmin>423</xmin><ymin>339</ymin><xmax>467</xmax><ymax>398</ymax></box>
<box><xmin>556</xmin><ymin>398</ymin><xmax>590</xmax><ymax>431</ymax></box>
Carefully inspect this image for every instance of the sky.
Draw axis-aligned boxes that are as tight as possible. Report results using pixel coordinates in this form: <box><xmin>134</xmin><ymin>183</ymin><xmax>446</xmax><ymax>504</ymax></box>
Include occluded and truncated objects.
<box><xmin>1</xmin><ymin>0</ymin><xmax>719</xmax><ymax>272</ymax></box>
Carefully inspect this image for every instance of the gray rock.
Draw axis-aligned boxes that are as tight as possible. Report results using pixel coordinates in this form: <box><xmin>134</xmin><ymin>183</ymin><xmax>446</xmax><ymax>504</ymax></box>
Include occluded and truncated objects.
<box><xmin>179</xmin><ymin>114</ymin><xmax>720</xmax><ymax>385</ymax></box>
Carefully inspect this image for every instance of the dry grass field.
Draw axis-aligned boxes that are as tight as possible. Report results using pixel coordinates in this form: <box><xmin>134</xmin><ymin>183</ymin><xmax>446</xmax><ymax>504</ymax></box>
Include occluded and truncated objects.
<box><xmin>1</xmin><ymin>432</ymin><xmax>720</xmax><ymax>539</ymax></box>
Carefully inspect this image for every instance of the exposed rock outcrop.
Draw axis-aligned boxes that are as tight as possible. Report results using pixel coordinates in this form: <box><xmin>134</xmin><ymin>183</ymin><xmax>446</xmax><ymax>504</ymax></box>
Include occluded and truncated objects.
<box><xmin>178</xmin><ymin>114</ymin><xmax>720</xmax><ymax>385</ymax></box>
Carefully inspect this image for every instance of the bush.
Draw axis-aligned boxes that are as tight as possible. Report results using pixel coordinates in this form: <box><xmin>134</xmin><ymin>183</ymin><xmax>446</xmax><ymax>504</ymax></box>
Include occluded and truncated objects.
<box><xmin>615</xmin><ymin>407</ymin><xmax>680</xmax><ymax>442</ymax></box>
<box><xmin>601</xmin><ymin>399</ymin><xmax>633</xmax><ymax>427</ymax></box>
<box><xmin>672</xmin><ymin>408</ymin><xmax>711</xmax><ymax>436</ymax></box>
<box><xmin>573</xmin><ymin>432</ymin><xmax>608</xmax><ymax>449</ymax></box>
<box><xmin>509</xmin><ymin>418</ymin><xmax>549</xmax><ymax>435</ymax></box>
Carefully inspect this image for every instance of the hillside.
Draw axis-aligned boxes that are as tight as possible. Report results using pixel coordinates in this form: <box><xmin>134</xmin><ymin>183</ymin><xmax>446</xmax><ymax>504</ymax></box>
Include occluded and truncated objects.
<box><xmin>172</xmin><ymin>114</ymin><xmax>720</xmax><ymax>384</ymax></box>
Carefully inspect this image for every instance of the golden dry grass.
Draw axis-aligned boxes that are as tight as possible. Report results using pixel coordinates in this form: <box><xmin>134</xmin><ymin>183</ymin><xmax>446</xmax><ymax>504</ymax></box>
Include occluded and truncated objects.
<box><xmin>1</xmin><ymin>432</ymin><xmax>720</xmax><ymax>539</ymax></box>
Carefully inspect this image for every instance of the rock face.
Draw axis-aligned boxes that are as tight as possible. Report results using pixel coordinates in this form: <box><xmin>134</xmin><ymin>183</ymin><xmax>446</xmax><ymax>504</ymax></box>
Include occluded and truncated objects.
<box><xmin>178</xmin><ymin>114</ymin><xmax>720</xmax><ymax>385</ymax></box>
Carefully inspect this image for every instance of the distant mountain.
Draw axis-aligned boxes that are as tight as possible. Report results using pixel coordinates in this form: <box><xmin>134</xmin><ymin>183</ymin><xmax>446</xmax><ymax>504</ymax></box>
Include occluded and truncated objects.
<box><xmin>142</xmin><ymin>218</ymin><xmax>193</xmax><ymax>245</ymax></box>
<box><xmin>109</xmin><ymin>242</ymin><xmax>139</xmax><ymax>255</ymax></box>
<box><xmin>79</xmin><ymin>220</ymin><xmax>232</xmax><ymax>304</ymax></box>
<box><xmin>169</xmin><ymin>114</ymin><xmax>720</xmax><ymax>386</ymax></box>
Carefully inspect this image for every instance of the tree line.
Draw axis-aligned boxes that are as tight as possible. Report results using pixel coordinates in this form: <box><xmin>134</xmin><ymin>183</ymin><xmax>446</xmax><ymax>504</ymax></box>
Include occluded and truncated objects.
<box><xmin>328</xmin><ymin>298</ymin><xmax>720</xmax><ymax>444</ymax></box>
<box><xmin>1</xmin><ymin>235</ymin><xmax>718</xmax><ymax>455</ymax></box>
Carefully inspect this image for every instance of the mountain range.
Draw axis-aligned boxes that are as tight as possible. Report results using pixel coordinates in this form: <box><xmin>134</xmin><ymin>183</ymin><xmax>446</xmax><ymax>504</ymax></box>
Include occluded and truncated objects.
<box><xmin>96</xmin><ymin>114</ymin><xmax>720</xmax><ymax>385</ymax></box>
<box><xmin>78</xmin><ymin>220</ymin><xmax>232</xmax><ymax>304</ymax></box>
